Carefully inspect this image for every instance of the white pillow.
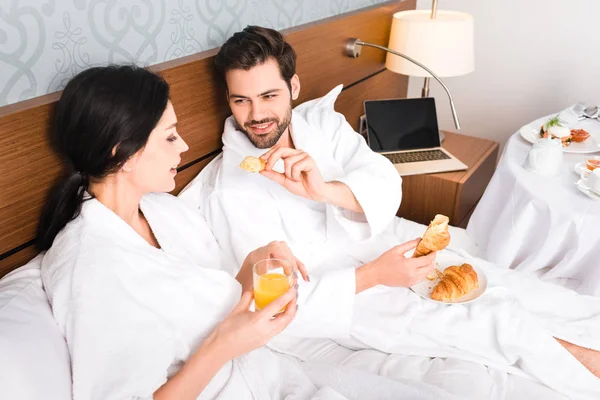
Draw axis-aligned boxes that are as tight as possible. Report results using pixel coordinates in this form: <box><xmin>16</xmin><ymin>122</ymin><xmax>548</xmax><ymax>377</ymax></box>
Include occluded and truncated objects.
<box><xmin>0</xmin><ymin>255</ymin><xmax>72</xmax><ymax>399</ymax></box>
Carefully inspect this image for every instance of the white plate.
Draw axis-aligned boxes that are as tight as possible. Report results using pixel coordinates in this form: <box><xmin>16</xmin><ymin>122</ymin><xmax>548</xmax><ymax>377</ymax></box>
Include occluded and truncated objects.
<box><xmin>519</xmin><ymin>124</ymin><xmax>600</xmax><ymax>154</ymax></box>
<box><xmin>410</xmin><ymin>253</ymin><xmax>488</xmax><ymax>305</ymax></box>
<box><xmin>575</xmin><ymin>177</ymin><xmax>600</xmax><ymax>200</ymax></box>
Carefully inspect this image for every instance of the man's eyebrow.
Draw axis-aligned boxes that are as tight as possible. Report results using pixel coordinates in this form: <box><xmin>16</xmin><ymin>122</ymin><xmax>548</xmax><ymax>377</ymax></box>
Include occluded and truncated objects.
<box><xmin>229</xmin><ymin>89</ymin><xmax>282</xmax><ymax>99</ymax></box>
<box><xmin>259</xmin><ymin>89</ymin><xmax>281</xmax><ymax>96</ymax></box>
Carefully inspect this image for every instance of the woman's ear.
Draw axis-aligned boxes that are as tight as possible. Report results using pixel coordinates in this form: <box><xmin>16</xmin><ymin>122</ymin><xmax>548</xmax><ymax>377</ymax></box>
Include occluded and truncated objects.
<box><xmin>113</xmin><ymin>144</ymin><xmax>136</xmax><ymax>173</ymax></box>
<box><xmin>122</xmin><ymin>152</ymin><xmax>142</xmax><ymax>173</ymax></box>
<box><xmin>290</xmin><ymin>74</ymin><xmax>301</xmax><ymax>101</ymax></box>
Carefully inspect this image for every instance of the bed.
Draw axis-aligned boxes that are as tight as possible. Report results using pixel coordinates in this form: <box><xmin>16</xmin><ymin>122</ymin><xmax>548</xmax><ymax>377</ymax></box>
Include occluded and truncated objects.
<box><xmin>0</xmin><ymin>1</ymin><xmax>568</xmax><ymax>399</ymax></box>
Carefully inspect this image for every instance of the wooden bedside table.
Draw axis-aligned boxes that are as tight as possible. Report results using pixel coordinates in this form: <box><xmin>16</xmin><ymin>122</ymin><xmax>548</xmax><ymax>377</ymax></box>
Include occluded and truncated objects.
<box><xmin>397</xmin><ymin>132</ymin><xmax>499</xmax><ymax>228</ymax></box>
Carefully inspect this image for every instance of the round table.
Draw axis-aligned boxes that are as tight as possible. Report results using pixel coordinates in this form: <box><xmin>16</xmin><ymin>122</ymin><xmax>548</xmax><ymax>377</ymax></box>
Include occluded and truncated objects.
<box><xmin>467</xmin><ymin>115</ymin><xmax>600</xmax><ymax>297</ymax></box>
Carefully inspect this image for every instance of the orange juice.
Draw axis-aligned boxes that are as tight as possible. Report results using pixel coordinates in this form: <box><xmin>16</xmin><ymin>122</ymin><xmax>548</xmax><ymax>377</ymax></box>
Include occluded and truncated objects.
<box><xmin>253</xmin><ymin>272</ymin><xmax>290</xmax><ymax>311</ymax></box>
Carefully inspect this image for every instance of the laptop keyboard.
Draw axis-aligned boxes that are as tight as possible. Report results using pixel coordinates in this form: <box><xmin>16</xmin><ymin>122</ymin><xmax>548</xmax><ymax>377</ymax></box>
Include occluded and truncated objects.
<box><xmin>383</xmin><ymin>150</ymin><xmax>451</xmax><ymax>164</ymax></box>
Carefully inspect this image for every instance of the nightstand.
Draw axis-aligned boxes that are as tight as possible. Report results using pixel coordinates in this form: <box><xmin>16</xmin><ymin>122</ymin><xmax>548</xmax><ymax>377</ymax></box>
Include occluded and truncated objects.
<box><xmin>397</xmin><ymin>132</ymin><xmax>499</xmax><ymax>228</ymax></box>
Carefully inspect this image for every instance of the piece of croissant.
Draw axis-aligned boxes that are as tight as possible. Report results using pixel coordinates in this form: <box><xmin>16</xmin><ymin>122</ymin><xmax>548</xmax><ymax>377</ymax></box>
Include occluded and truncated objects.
<box><xmin>413</xmin><ymin>214</ymin><xmax>451</xmax><ymax>258</ymax></box>
<box><xmin>239</xmin><ymin>156</ymin><xmax>266</xmax><ymax>173</ymax></box>
<box><xmin>430</xmin><ymin>263</ymin><xmax>479</xmax><ymax>301</ymax></box>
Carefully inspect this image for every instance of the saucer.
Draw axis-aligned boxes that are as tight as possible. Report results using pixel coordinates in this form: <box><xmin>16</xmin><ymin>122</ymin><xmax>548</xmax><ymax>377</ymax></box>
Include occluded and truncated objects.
<box><xmin>575</xmin><ymin>178</ymin><xmax>600</xmax><ymax>200</ymax></box>
<box><xmin>574</xmin><ymin>162</ymin><xmax>591</xmax><ymax>178</ymax></box>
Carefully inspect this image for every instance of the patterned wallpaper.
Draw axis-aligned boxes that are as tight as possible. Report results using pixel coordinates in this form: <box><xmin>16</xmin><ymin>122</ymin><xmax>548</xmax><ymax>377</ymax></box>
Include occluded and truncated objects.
<box><xmin>0</xmin><ymin>0</ymin><xmax>387</xmax><ymax>107</ymax></box>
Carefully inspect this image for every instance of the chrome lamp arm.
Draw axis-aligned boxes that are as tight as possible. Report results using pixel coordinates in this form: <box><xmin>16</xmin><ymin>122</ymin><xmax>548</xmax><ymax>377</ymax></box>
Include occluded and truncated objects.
<box><xmin>346</xmin><ymin>38</ymin><xmax>461</xmax><ymax>130</ymax></box>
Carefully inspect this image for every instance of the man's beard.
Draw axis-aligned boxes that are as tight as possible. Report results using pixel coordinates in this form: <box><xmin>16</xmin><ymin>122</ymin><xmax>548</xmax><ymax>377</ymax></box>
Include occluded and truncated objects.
<box><xmin>237</xmin><ymin>105</ymin><xmax>292</xmax><ymax>149</ymax></box>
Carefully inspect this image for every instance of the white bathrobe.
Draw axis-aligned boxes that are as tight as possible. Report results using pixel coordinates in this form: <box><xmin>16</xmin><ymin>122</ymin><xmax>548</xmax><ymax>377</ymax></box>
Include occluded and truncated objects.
<box><xmin>180</xmin><ymin>86</ymin><xmax>600</xmax><ymax>399</ymax></box>
<box><xmin>41</xmin><ymin>193</ymin><xmax>451</xmax><ymax>400</ymax></box>
<box><xmin>187</xmin><ymin>85</ymin><xmax>402</xmax><ymax>269</ymax></box>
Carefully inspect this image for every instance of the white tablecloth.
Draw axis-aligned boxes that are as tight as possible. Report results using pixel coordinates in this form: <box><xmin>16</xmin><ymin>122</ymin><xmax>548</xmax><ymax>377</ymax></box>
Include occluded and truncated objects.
<box><xmin>467</xmin><ymin>115</ymin><xmax>600</xmax><ymax>297</ymax></box>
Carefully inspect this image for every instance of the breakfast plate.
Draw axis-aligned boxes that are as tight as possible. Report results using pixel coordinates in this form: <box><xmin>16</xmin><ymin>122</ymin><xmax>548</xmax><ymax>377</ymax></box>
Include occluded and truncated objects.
<box><xmin>519</xmin><ymin>124</ymin><xmax>600</xmax><ymax>154</ymax></box>
<box><xmin>410</xmin><ymin>252</ymin><xmax>488</xmax><ymax>305</ymax></box>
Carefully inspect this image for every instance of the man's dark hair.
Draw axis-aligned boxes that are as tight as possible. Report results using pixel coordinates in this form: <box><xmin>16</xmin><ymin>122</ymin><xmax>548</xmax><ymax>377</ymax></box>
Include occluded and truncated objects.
<box><xmin>214</xmin><ymin>25</ymin><xmax>297</xmax><ymax>92</ymax></box>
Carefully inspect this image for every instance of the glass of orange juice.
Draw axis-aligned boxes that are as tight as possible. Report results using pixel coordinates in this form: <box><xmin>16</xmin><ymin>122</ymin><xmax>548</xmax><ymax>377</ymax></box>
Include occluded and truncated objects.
<box><xmin>253</xmin><ymin>258</ymin><xmax>293</xmax><ymax>313</ymax></box>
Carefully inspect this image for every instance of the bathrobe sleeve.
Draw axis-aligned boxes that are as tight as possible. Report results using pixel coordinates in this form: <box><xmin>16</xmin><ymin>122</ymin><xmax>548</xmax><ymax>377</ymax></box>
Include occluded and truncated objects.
<box><xmin>325</xmin><ymin>110</ymin><xmax>402</xmax><ymax>238</ymax></box>
<box><xmin>298</xmin><ymin>87</ymin><xmax>402</xmax><ymax>239</ymax></box>
<box><xmin>203</xmin><ymin>189</ymin><xmax>357</xmax><ymax>339</ymax></box>
<box><xmin>285</xmin><ymin>268</ymin><xmax>356</xmax><ymax>339</ymax></box>
<box><xmin>46</xmin><ymin>252</ymin><xmax>179</xmax><ymax>400</ymax></box>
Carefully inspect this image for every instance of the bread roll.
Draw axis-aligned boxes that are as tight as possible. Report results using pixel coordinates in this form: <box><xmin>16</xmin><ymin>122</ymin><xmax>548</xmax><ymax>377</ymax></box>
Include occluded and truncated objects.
<box><xmin>239</xmin><ymin>156</ymin><xmax>266</xmax><ymax>173</ymax></box>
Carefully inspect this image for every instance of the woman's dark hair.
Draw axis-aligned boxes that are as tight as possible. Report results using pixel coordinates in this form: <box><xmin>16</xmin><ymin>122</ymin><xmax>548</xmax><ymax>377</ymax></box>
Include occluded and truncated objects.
<box><xmin>37</xmin><ymin>65</ymin><xmax>169</xmax><ymax>251</ymax></box>
<box><xmin>214</xmin><ymin>25</ymin><xmax>297</xmax><ymax>92</ymax></box>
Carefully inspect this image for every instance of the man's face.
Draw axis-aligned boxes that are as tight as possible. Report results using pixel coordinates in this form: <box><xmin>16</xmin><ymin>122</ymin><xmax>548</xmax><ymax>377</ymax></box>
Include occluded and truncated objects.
<box><xmin>225</xmin><ymin>58</ymin><xmax>300</xmax><ymax>149</ymax></box>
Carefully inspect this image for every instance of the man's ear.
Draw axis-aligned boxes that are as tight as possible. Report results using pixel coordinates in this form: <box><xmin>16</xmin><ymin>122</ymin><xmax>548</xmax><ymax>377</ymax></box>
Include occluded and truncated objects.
<box><xmin>290</xmin><ymin>74</ymin><xmax>300</xmax><ymax>101</ymax></box>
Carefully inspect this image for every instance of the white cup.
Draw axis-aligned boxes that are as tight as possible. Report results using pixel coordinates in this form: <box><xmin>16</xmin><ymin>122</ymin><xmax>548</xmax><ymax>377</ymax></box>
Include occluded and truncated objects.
<box><xmin>524</xmin><ymin>138</ymin><xmax>563</xmax><ymax>176</ymax></box>
<box><xmin>587</xmin><ymin>169</ymin><xmax>600</xmax><ymax>194</ymax></box>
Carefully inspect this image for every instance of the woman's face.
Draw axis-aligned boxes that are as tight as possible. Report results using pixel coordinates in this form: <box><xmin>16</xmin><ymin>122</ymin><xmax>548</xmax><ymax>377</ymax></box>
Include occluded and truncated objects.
<box><xmin>126</xmin><ymin>101</ymin><xmax>189</xmax><ymax>193</ymax></box>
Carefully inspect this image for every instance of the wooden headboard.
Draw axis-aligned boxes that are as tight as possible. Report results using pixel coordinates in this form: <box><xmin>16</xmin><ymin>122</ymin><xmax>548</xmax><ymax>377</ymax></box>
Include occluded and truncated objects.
<box><xmin>0</xmin><ymin>0</ymin><xmax>416</xmax><ymax>277</ymax></box>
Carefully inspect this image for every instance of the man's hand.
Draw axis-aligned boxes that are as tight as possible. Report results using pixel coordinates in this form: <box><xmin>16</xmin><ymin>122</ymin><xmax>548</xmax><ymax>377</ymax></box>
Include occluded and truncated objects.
<box><xmin>259</xmin><ymin>147</ymin><xmax>328</xmax><ymax>201</ymax></box>
<box><xmin>238</xmin><ymin>241</ymin><xmax>309</xmax><ymax>293</ymax></box>
<box><xmin>259</xmin><ymin>147</ymin><xmax>363</xmax><ymax>213</ymax></box>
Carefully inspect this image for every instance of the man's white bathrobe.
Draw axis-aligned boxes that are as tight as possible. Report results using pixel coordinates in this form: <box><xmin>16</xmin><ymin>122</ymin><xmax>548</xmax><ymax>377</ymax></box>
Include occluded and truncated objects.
<box><xmin>41</xmin><ymin>193</ymin><xmax>451</xmax><ymax>400</ymax></box>
<box><xmin>180</xmin><ymin>86</ymin><xmax>600</xmax><ymax>399</ymax></box>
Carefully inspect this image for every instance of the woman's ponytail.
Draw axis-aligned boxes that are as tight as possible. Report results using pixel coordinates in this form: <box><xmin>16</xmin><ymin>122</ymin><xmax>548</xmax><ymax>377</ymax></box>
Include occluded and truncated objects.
<box><xmin>37</xmin><ymin>171</ymin><xmax>89</xmax><ymax>250</ymax></box>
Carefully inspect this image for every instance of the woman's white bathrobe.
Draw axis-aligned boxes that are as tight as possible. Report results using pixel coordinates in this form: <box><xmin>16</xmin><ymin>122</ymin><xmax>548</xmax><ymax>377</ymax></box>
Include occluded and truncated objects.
<box><xmin>179</xmin><ymin>86</ymin><xmax>600</xmax><ymax>399</ymax></box>
<box><xmin>40</xmin><ymin>193</ymin><xmax>451</xmax><ymax>400</ymax></box>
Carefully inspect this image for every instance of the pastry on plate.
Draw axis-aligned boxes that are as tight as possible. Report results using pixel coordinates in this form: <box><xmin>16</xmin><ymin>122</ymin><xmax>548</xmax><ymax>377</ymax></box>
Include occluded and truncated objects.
<box><xmin>430</xmin><ymin>263</ymin><xmax>479</xmax><ymax>301</ymax></box>
<box><xmin>239</xmin><ymin>156</ymin><xmax>266</xmax><ymax>173</ymax></box>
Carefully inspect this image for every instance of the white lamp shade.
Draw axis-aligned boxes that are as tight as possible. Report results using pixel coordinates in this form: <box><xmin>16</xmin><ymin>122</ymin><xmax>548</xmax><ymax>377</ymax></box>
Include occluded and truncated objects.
<box><xmin>385</xmin><ymin>10</ymin><xmax>474</xmax><ymax>78</ymax></box>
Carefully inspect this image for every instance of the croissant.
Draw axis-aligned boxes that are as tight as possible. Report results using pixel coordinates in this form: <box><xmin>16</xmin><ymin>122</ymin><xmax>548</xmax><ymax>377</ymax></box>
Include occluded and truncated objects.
<box><xmin>413</xmin><ymin>214</ymin><xmax>451</xmax><ymax>258</ymax></box>
<box><xmin>430</xmin><ymin>263</ymin><xmax>479</xmax><ymax>301</ymax></box>
<box><xmin>239</xmin><ymin>156</ymin><xmax>266</xmax><ymax>173</ymax></box>
<box><xmin>412</xmin><ymin>214</ymin><xmax>451</xmax><ymax>279</ymax></box>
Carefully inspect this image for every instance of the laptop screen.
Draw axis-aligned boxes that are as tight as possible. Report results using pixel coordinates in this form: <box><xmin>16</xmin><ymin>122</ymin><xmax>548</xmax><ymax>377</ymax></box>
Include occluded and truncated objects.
<box><xmin>364</xmin><ymin>98</ymin><xmax>441</xmax><ymax>152</ymax></box>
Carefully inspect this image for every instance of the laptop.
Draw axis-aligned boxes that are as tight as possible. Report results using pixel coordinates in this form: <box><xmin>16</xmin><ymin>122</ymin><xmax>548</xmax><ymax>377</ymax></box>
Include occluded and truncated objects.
<box><xmin>364</xmin><ymin>98</ymin><xmax>467</xmax><ymax>176</ymax></box>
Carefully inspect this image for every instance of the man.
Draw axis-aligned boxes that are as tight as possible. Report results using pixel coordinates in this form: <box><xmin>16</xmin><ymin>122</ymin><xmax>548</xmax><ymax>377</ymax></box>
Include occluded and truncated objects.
<box><xmin>179</xmin><ymin>26</ymin><xmax>600</xmax><ymax>399</ymax></box>
<box><xmin>197</xmin><ymin>26</ymin><xmax>440</xmax><ymax>275</ymax></box>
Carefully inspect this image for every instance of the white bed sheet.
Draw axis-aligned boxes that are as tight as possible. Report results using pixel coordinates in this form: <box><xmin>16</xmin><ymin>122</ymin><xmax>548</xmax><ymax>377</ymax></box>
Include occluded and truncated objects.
<box><xmin>277</xmin><ymin>337</ymin><xmax>566</xmax><ymax>400</ymax></box>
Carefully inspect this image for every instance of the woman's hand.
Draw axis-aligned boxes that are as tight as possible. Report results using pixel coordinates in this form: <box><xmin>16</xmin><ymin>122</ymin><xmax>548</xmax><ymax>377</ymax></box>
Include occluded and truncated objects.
<box><xmin>357</xmin><ymin>239</ymin><xmax>436</xmax><ymax>292</ymax></box>
<box><xmin>154</xmin><ymin>288</ymin><xmax>297</xmax><ymax>400</ymax></box>
<box><xmin>237</xmin><ymin>241</ymin><xmax>309</xmax><ymax>293</ymax></box>
<box><xmin>211</xmin><ymin>287</ymin><xmax>298</xmax><ymax>360</ymax></box>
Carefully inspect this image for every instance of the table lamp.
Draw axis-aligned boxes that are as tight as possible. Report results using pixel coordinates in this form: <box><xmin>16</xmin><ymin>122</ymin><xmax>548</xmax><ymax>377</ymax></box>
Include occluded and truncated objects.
<box><xmin>346</xmin><ymin>1</ymin><xmax>474</xmax><ymax>129</ymax></box>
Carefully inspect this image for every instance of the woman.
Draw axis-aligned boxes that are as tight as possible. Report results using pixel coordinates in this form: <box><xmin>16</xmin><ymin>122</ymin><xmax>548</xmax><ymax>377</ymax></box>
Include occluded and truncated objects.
<box><xmin>38</xmin><ymin>65</ymin><xmax>450</xmax><ymax>400</ymax></box>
